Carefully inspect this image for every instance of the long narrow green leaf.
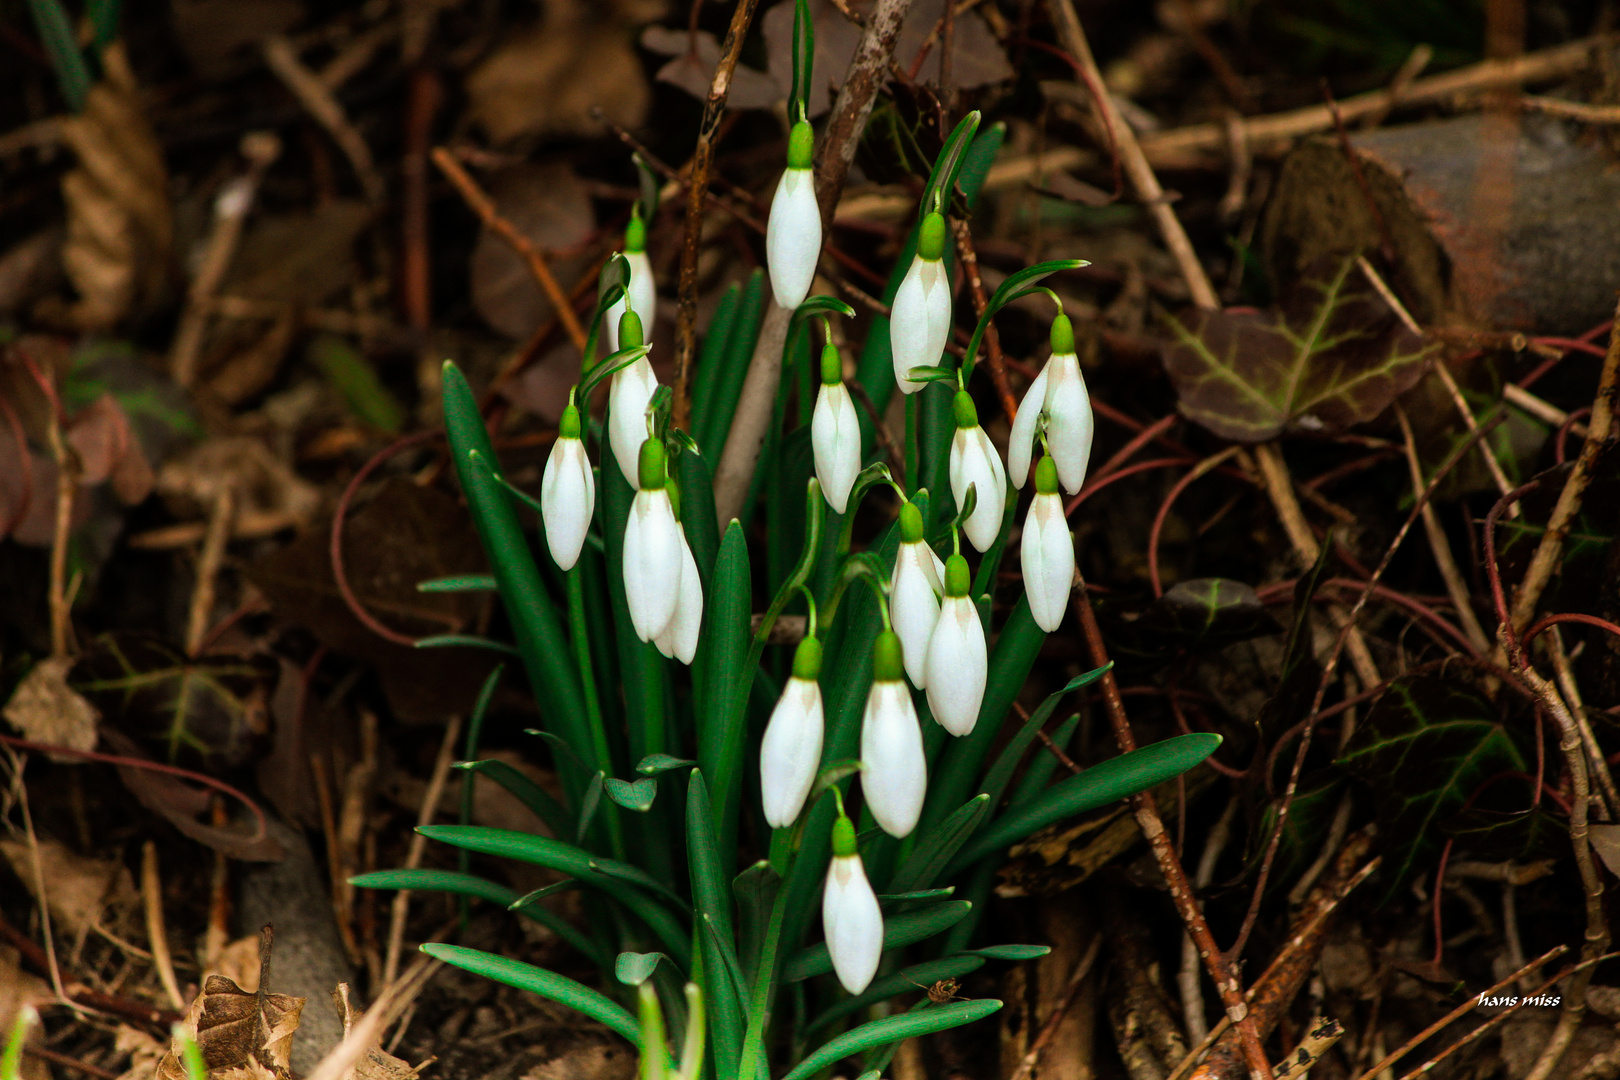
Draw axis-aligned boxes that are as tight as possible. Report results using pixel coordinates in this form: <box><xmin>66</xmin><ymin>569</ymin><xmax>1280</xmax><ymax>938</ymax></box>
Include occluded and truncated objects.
<box><xmin>698</xmin><ymin>269</ymin><xmax>766</xmax><ymax>462</ymax></box>
<box><xmin>885</xmin><ymin>795</ymin><xmax>989</xmax><ymax>896</ymax></box>
<box><xmin>454</xmin><ymin>760</ymin><xmax>573</xmax><ymax>839</ymax></box>
<box><xmin>27</xmin><ymin>0</ymin><xmax>90</xmax><ymax>112</ymax></box>
<box><xmin>959</xmin><ymin>260</ymin><xmax>1089</xmax><ymax>383</ymax></box>
<box><xmin>677</xmin><ymin>448</ymin><xmax>720</xmax><ymax>587</ymax></box>
<box><xmin>421</xmin><ymin>944</ymin><xmax>640</xmax><ymax>1046</ymax></box>
<box><xmin>804</xmin><ymin>955</ymin><xmax>986</xmax><ymax>1034</ymax></box>
<box><xmin>697</xmin><ymin>523</ymin><xmax>752</xmax><ymax>874</ymax></box>
<box><xmin>350</xmin><ymin>869</ymin><xmax>606</xmax><ymax>967</ymax></box>
<box><xmin>783</xmin><ymin>901</ymin><xmax>972</xmax><ymax>981</ymax></box>
<box><xmin>784</xmin><ymin>1000</ymin><xmax>1001</xmax><ymax>1080</ymax></box>
<box><xmin>686</xmin><ymin>773</ymin><xmax>744</xmax><ymax>1075</ymax></box>
<box><xmin>690</xmin><ymin>281</ymin><xmax>741</xmax><ymax>452</ymax></box>
<box><xmin>413</xmin><ymin>634</ymin><xmax>521</xmax><ymax>657</ymax></box>
<box><xmin>601</xmin><ymin>461</ymin><xmax>666</xmax><ymax>768</ymax></box>
<box><xmin>442</xmin><ymin>363</ymin><xmax>589</xmax><ymax>783</ymax></box>
<box><xmin>1008</xmin><ymin>713</ymin><xmax>1080</xmax><ymax>811</ymax></box>
<box><xmin>978</xmin><ymin>666</ymin><xmax>1111</xmax><ymax>810</ymax></box>
<box><xmin>417</xmin><ymin>574</ymin><xmax>498</xmax><ymax>593</ymax></box>
<box><xmin>945</xmin><ymin>734</ymin><xmax>1221</xmax><ymax>874</ymax></box>
<box><xmin>732</xmin><ymin>861</ymin><xmax>780</xmax><ymax>987</ymax></box>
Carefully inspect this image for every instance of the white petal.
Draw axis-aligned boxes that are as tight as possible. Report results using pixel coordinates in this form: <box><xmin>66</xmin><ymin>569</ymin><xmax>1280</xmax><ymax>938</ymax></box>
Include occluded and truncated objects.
<box><xmin>608</xmin><ymin>356</ymin><xmax>660</xmax><ymax>484</ymax></box>
<box><xmin>889</xmin><ymin>257</ymin><xmax>931</xmax><ymax>394</ymax></box>
<box><xmin>860</xmin><ymin>681</ymin><xmax>926</xmax><ymax>838</ymax></box>
<box><xmin>540</xmin><ymin>438</ymin><xmax>594</xmax><ymax>570</ymax></box>
<box><xmin>653</xmin><ymin>527</ymin><xmax>703</xmax><ymax>664</ymax></box>
<box><xmin>623</xmin><ymin>489</ymin><xmax>681</xmax><ymax>642</ymax></box>
<box><xmin>920</xmin><ymin>259</ymin><xmax>952</xmax><ymax>381</ymax></box>
<box><xmin>889</xmin><ymin>542</ymin><xmax>942</xmax><ymax>689</ymax></box>
<box><xmin>760</xmin><ymin>677</ymin><xmax>824</xmax><ymax>828</ymax></box>
<box><xmin>949</xmin><ymin>426</ymin><xmax>1007</xmax><ymax>552</ymax></box>
<box><xmin>811</xmin><ymin>382</ymin><xmax>861</xmax><ymax>513</ymax></box>
<box><xmin>1044</xmin><ymin>354</ymin><xmax>1094</xmax><ymax>495</ymax></box>
<box><xmin>1022</xmin><ymin>492</ymin><xmax>1073</xmax><ymax>632</ymax></box>
<box><xmin>626</xmin><ymin>250</ymin><xmax>656</xmax><ymax>336</ymax></box>
<box><xmin>766</xmin><ymin>168</ymin><xmax>821</xmax><ymax>310</ymax></box>
<box><xmin>1007</xmin><ymin>364</ymin><xmax>1051</xmax><ymax>490</ymax></box>
<box><xmin>823</xmin><ymin>854</ymin><xmax>883</xmax><ymax>994</ymax></box>
<box><xmin>925</xmin><ymin>596</ymin><xmax>987</xmax><ymax>736</ymax></box>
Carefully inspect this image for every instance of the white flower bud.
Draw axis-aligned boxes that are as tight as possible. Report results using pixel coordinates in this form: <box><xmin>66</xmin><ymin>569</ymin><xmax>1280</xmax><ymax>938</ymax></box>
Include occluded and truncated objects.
<box><xmin>766</xmin><ymin>121</ymin><xmax>821</xmax><ymax>309</ymax></box>
<box><xmin>605</xmin><ymin>222</ymin><xmax>656</xmax><ymax>354</ymax></box>
<box><xmin>889</xmin><ymin>502</ymin><xmax>944</xmax><ymax>689</ymax></box>
<box><xmin>540</xmin><ymin>405</ymin><xmax>594</xmax><ymax>571</ymax></box>
<box><xmin>948</xmin><ymin>393</ymin><xmax>1007</xmax><ymax>553</ymax></box>
<box><xmin>925</xmin><ymin>555</ymin><xmax>986</xmax><ymax>736</ymax></box>
<box><xmin>811</xmin><ymin>345</ymin><xmax>861</xmax><ymax>513</ymax></box>
<box><xmin>889</xmin><ymin>212</ymin><xmax>951</xmax><ymax>395</ymax></box>
<box><xmin>861</xmin><ymin>630</ymin><xmax>926</xmax><ymax>839</ymax></box>
<box><xmin>622</xmin><ymin>440</ymin><xmax>682</xmax><ymax>643</ymax></box>
<box><xmin>759</xmin><ymin>639</ymin><xmax>824</xmax><ymax>828</ymax></box>
<box><xmin>1021</xmin><ymin>457</ymin><xmax>1074</xmax><ymax>632</ymax></box>
<box><xmin>652</xmin><ymin>525</ymin><xmax>703</xmax><ymax>665</ymax></box>
<box><xmin>607</xmin><ymin>310</ymin><xmax>659</xmax><ymax>485</ymax></box>
<box><xmin>1009</xmin><ymin>314</ymin><xmax>1094</xmax><ymax>495</ymax></box>
<box><xmin>823</xmin><ymin>816</ymin><xmax>882</xmax><ymax>994</ymax></box>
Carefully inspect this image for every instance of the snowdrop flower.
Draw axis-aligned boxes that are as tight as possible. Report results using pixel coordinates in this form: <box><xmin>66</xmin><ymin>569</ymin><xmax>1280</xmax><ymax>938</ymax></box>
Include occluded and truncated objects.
<box><xmin>822</xmin><ymin>812</ymin><xmax>882</xmax><ymax>994</ymax></box>
<box><xmin>759</xmin><ymin>637</ymin><xmax>824</xmax><ymax>828</ymax></box>
<box><xmin>860</xmin><ymin>629</ymin><xmax>927</xmax><ymax>838</ymax></box>
<box><xmin>623</xmin><ymin>438</ymin><xmax>683</xmax><ymax>643</ymax></box>
<box><xmin>889</xmin><ymin>212</ymin><xmax>952</xmax><ymax>395</ymax></box>
<box><xmin>607</xmin><ymin>310</ymin><xmax>660</xmax><ymax>484</ymax></box>
<box><xmin>811</xmin><ymin>343</ymin><xmax>860</xmax><ymax>513</ymax></box>
<box><xmin>949</xmin><ymin>391</ymin><xmax>1007</xmax><ymax>552</ymax></box>
<box><xmin>540</xmin><ymin>401</ymin><xmax>594</xmax><ymax>571</ymax></box>
<box><xmin>1008</xmin><ymin>313</ymin><xmax>1094</xmax><ymax>495</ymax></box>
<box><xmin>889</xmin><ymin>501</ymin><xmax>944</xmax><ymax>689</ymax></box>
<box><xmin>604</xmin><ymin>213</ymin><xmax>656</xmax><ymax>354</ymax></box>
<box><xmin>766</xmin><ymin>120</ymin><xmax>821</xmax><ymax>310</ymax></box>
<box><xmin>652</xmin><ymin>524</ymin><xmax>702</xmax><ymax>665</ymax></box>
<box><xmin>925</xmin><ymin>554</ymin><xmax>987</xmax><ymax>736</ymax></box>
<box><xmin>1022</xmin><ymin>456</ymin><xmax>1074</xmax><ymax>632</ymax></box>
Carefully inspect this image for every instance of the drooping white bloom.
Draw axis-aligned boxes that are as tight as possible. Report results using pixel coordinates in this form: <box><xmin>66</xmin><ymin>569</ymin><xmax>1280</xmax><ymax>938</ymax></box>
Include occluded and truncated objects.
<box><xmin>925</xmin><ymin>555</ymin><xmax>987</xmax><ymax>736</ymax></box>
<box><xmin>622</xmin><ymin>439</ymin><xmax>682</xmax><ymax>643</ymax></box>
<box><xmin>811</xmin><ymin>344</ymin><xmax>860</xmax><ymax>513</ymax></box>
<box><xmin>949</xmin><ymin>392</ymin><xmax>1007</xmax><ymax>552</ymax></box>
<box><xmin>766</xmin><ymin>120</ymin><xmax>821</xmax><ymax>310</ymax></box>
<box><xmin>604</xmin><ymin>216</ymin><xmax>656</xmax><ymax>354</ymax></box>
<box><xmin>759</xmin><ymin>638</ymin><xmax>825</xmax><ymax>829</ymax></box>
<box><xmin>823</xmin><ymin>816</ymin><xmax>882</xmax><ymax>994</ymax></box>
<box><xmin>1022</xmin><ymin>456</ymin><xmax>1074</xmax><ymax>632</ymax></box>
<box><xmin>607</xmin><ymin>310</ymin><xmax>659</xmax><ymax>484</ymax></box>
<box><xmin>540</xmin><ymin>403</ymin><xmax>594</xmax><ymax>571</ymax></box>
<box><xmin>861</xmin><ymin>630</ymin><xmax>927</xmax><ymax>838</ymax></box>
<box><xmin>653</xmin><ymin>525</ymin><xmax>703</xmax><ymax>665</ymax></box>
<box><xmin>889</xmin><ymin>501</ymin><xmax>945</xmax><ymax>688</ymax></box>
<box><xmin>889</xmin><ymin>212</ymin><xmax>952</xmax><ymax>395</ymax></box>
<box><xmin>1009</xmin><ymin>313</ymin><xmax>1094</xmax><ymax>494</ymax></box>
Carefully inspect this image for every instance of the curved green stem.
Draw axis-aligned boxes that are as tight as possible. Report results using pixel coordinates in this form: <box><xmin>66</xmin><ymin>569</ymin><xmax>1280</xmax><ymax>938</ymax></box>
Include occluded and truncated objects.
<box><xmin>569</xmin><ymin>564</ymin><xmax>624</xmax><ymax>860</ymax></box>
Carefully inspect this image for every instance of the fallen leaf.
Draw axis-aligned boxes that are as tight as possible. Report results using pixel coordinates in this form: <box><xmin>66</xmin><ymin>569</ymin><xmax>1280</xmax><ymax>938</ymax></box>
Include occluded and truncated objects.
<box><xmin>156</xmin><ymin>436</ymin><xmax>320</xmax><ymax>526</ymax></box>
<box><xmin>58</xmin><ymin>44</ymin><xmax>173</xmax><ymax>330</ymax></box>
<box><xmin>4</xmin><ymin>656</ymin><xmax>101</xmax><ymax>754</ymax></box>
<box><xmin>1590</xmin><ymin>823</ymin><xmax>1620</xmax><ymax>880</ymax></box>
<box><xmin>209</xmin><ymin>935</ymin><xmax>266</xmax><ymax>992</ymax></box>
<box><xmin>0</xmin><ymin>228</ymin><xmax>64</xmax><ymax>315</ymax></box>
<box><xmin>157</xmin><ymin>932</ymin><xmax>305</xmax><ymax>1080</ymax></box>
<box><xmin>470</xmin><ymin>164</ymin><xmax>597</xmax><ymax>340</ymax></box>
<box><xmin>170</xmin><ymin>0</ymin><xmax>306</xmax><ymax>79</ymax></box>
<box><xmin>0</xmin><ymin>836</ymin><xmax>139</xmax><ymax>938</ymax></box>
<box><xmin>224</xmin><ymin>202</ymin><xmax>372</xmax><ymax>308</ymax></box>
<box><xmin>465</xmin><ymin>9</ymin><xmax>651</xmax><ymax>143</ymax></box>
<box><xmin>115</xmin><ymin>1025</ymin><xmax>168</xmax><ymax>1080</ymax></box>
<box><xmin>640</xmin><ymin>26</ymin><xmax>782</xmax><ymax>110</ymax></box>
<box><xmin>1161</xmin><ymin>257</ymin><xmax>1436</xmax><ymax>442</ymax></box>
<box><xmin>328</xmin><ymin>984</ymin><xmax>425</xmax><ymax>1080</ymax></box>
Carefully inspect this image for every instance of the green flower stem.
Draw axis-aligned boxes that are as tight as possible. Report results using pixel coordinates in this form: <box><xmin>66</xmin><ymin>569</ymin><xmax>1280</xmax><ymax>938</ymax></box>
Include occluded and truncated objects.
<box><xmin>570</xmin><ymin>565</ymin><xmax>625</xmax><ymax>861</ymax></box>
<box><xmin>904</xmin><ymin>394</ymin><xmax>918</xmax><ymax>492</ymax></box>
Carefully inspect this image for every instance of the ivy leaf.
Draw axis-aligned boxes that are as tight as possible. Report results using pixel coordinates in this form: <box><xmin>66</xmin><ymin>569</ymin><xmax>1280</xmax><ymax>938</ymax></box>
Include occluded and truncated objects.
<box><xmin>1338</xmin><ymin>675</ymin><xmax>1527</xmax><ymax>902</ymax></box>
<box><xmin>1161</xmin><ymin>257</ymin><xmax>1435</xmax><ymax>442</ymax></box>
<box><xmin>1134</xmin><ymin>578</ymin><xmax>1280</xmax><ymax>653</ymax></box>
<box><xmin>1442</xmin><ymin>807</ymin><xmax>1564</xmax><ymax>865</ymax></box>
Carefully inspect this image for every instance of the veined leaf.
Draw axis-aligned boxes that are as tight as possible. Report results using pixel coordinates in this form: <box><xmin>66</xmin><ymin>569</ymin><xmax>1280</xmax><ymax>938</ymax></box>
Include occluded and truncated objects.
<box><xmin>1161</xmin><ymin>256</ymin><xmax>1435</xmax><ymax>442</ymax></box>
<box><xmin>1132</xmin><ymin>578</ymin><xmax>1280</xmax><ymax>653</ymax></box>
<box><xmin>1338</xmin><ymin>675</ymin><xmax>1527</xmax><ymax>901</ymax></box>
<box><xmin>604</xmin><ymin>777</ymin><xmax>657</xmax><ymax>811</ymax></box>
<box><xmin>422</xmin><ymin>944</ymin><xmax>640</xmax><ymax>1045</ymax></box>
<box><xmin>784</xmin><ymin>999</ymin><xmax>1001</xmax><ymax>1080</ymax></box>
<box><xmin>638</xmin><ymin>753</ymin><xmax>698</xmax><ymax>774</ymax></box>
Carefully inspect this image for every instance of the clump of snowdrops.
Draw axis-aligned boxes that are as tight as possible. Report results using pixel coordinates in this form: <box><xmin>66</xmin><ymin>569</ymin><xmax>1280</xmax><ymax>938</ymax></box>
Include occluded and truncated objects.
<box><xmin>354</xmin><ymin>5</ymin><xmax>1218</xmax><ymax>1076</ymax></box>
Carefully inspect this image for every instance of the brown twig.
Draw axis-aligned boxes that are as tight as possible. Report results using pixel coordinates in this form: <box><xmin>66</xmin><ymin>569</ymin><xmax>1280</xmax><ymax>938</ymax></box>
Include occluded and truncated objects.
<box><xmin>672</xmin><ymin>0</ymin><xmax>763</xmax><ymax>431</ymax></box>
<box><xmin>1070</xmin><ymin>579</ymin><xmax>1272</xmax><ymax>1080</ymax></box>
<box><xmin>950</xmin><ymin>218</ymin><xmax>1018</xmax><ymax>425</ymax></box>
<box><xmin>1009</xmin><ymin>933</ymin><xmax>1103</xmax><ymax>1080</ymax></box>
<box><xmin>1393</xmin><ymin>405</ymin><xmax>1490</xmax><ymax>653</ymax></box>
<box><xmin>23</xmin><ymin>1046</ymin><xmax>119</xmax><ymax>1080</ymax></box>
<box><xmin>140</xmin><ymin>840</ymin><xmax>186</xmax><ymax>1011</ymax></box>
<box><xmin>262</xmin><ymin>36</ymin><xmax>384</xmax><ymax>203</ymax></box>
<box><xmin>1046</xmin><ymin>0</ymin><xmax>1219</xmax><ymax>309</ymax></box>
<box><xmin>184</xmin><ymin>488</ymin><xmax>235</xmax><ymax>657</ymax></box>
<box><xmin>431</xmin><ymin>147</ymin><xmax>587</xmax><ymax>351</ymax></box>
<box><xmin>382</xmin><ymin>714</ymin><xmax>462</xmax><ymax>989</ymax></box>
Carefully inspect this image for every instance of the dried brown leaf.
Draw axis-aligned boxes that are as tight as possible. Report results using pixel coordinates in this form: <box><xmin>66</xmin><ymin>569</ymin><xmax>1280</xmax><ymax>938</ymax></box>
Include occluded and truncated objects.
<box><xmin>469</xmin><ymin>164</ymin><xmax>596</xmax><ymax>340</ymax></box>
<box><xmin>328</xmin><ymin>985</ymin><xmax>424</xmax><ymax>1080</ymax></box>
<box><xmin>4</xmin><ymin>656</ymin><xmax>100</xmax><ymax>754</ymax></box>
<box><xmin>156</xmin><ymin>437</ymin><xmax>319</xmax><ymax>525</ymax></box>
<box><xmin>0</xmin><ymin>836</ymin><xmax>138</xmax><ymax>938</ymax></box>
<box><xmin>157</xmin><ymin>970</ymin><xmax>305</xmax><ymax>1080</ymax></box>
<box><xmin>640</xmin><ymin>26</ymin><xmax>782</xmax><ymax>110</ymax></box>
<box><xmin>465</xmin><ymin>17</ymin><xmax>649</xmax><ymax>142</ymax></box>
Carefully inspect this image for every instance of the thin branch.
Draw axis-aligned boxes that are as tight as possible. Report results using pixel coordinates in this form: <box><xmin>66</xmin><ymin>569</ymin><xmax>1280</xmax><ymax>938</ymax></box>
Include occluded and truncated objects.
<box><xmin>261</xmin><ymin>36</ymin><xmax>384</xmax><ymax>203</ymax></box>
<box><xmin>1393</xmin><ymin>405</ymin><xmax>1490</xmax><ymax>653</ymax></box>
<box><xmin>950</xmin><ymin>218</ymin><xmax>1018</xmax><ymax>425</ymax></box>
<box><xmin>1008</xmin><ymin>933</ymin><xmax>1103</xmax><ymax>1080</ymax></box>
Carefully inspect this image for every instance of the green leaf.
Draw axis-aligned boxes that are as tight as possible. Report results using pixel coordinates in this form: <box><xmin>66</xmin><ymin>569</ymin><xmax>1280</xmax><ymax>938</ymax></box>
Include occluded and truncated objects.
<box><xmin>732</xmin><ymin>861</ymin><xmax>781</xmax><ymax>987</ymax></box>
<box><xmin>615</xmin><ymin>951</ymin><xmax>668</xmax><ymax>986</ymax></box>
<box><xmin>677</xmin><ymin>448</ymin><xmax>720</xmax><ymax>587</ymax></box>
<box><xmin>696</xmin><ymin>523</ymin><xmax>753</xmax><ymax>877</ymax></box>
<box><xmin>977</xmin><ymin>665</ymin><xmax>1111</xmax><ymax>813</ymax></box>
<box><xmin>963</xmin><ymin>944</ymin><xmax>1051</xmax><ymax>961</ymax></box>
<box><xmin>878</xmin><ymin>889</ymin><xmax>955</xmax><ymax>905</ymax></box>
<box><xmin>919</xmin><ymin>111</ymin><xmax>982</xmax><ymax>218</ymax></box>
<box><xmin>946</xmin><ymin>734</ymin><xmax>1222</xmax><ymax>873</ymax></box>
<box><xmin>687</xmin><ymin>772</ymin><xmax>744</xmax><ymax>1075</ymax></box>
<box><xmin>578</xmin><ymin>345</ymin><xmax>654</xmax><ymax>399</ymax></box>
<box><xmin>886</xmin><ymin>796</ymin><xmax>989</xmax><ymax>896</ymax></box>
<box><xmin>1338</xmin><ymin>675</ymin><xmax>1528</xmax><ymax>901</ymax></box>
<box><xmin>422</xmin><ymin>943</ymin><xmax>640</xmax><ymax>1046</ymax></box>
<box><xmin>784</xmin><ymin>900</ymin><xmax>973</xmax><ymax>981</ymax></box>
<box><xmin>310</xmin><ymin>334</ymin><xmax>404</xmax><ymax>433</ymax></box>
<box><xmin>452</xmin><ymin>758</ymin><xmax>573</xmax><ymax>841</ymax></box>
<box><xmin>1131</xmin><ymin>579</ymin><xmax>1281</xmax><ymax>654</ymax></box>
<box><xmin>414</xmin><ymin>634</ymin><xmax>522</xmax><ymax>657</ymax></box>
<box><xmin>784</xmin><ymin>999</ymin><xmax>1002</xmax><ymax>1080</ymax></box>
<box><xmin>26</xmin><ymin>0</ymin><xmax>91</xmax><ymax>112</ymax></box>
<box><xmin>1162</xmin><ymin>256</ymin><xmax>1437</xmax><ymax>442</ymax></box>
<box><xmin>960</xmin><ymin>260</ymin><xmax>1089</xmax><ymax>381</ymax></box>
<box><xmin>788</xmin><ymin>0</ymin><xmax>813</xmax><ymax>119</ymax></box>
<box><xmin>696</xmin><ymin>268</ymin><xmax>766</xmax><ymax>462</ymax></box>
<box><xmin>638</xmin><ymin>754</ymin><xmax>698</xmax><ymax>775</ymax></box>
<box><xmin>1441</xmin><ymin>807</ymin><xmax>1564</xmax><ymax>864</ymax></box>
<box><xmin>792</xmin><ymin>295</ymin><xmax>857</xmax><ymax>324</ymax></box>
<box><xmin>577</xmin><ymin>772</ymin><xmax>604</xmax><ymax>844</ymax></box>
<box><xmin>417</xmin><ymin>574</ymin><xmax>498</xmax><ymax>593</ymax></box>
<box><xmin>805</xmin><ymin>955</ymin><xmax>987</xmax><ymax>1034</ymax></box>
<box><xmin>690</xmin><ymin>282</ymin><xmax>742</xmax><ymax>457</ymax></box>
<box><xmin>604</xmin><ymin>777</ymin><xmax>658</xmax><ymax>811</ymax></box>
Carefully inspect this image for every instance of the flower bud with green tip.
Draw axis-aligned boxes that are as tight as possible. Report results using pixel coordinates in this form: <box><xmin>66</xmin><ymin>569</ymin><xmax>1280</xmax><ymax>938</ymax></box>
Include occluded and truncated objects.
<box><xmin>765</xmin><ymin>120</ymin><xmax>821</xmax><ymax>309</ymax></box>
<box><xmin>606</xmin><ymin>211</ymin><xmax>657</xmax><ymax>353</ymax></box>
<box><xmin>1008</xmin><ymin>311</ymin><xmax>1094</xmax><ymax>495</ymax></box>
<box><xmin>948</xmin><ymin>390</ymin><xmax>1007</xmax><ymax>552</ymax></box>
<box><xmin>889</xmin><ymin>499</ymin><xmax>945</xmax><ymax>688</ymax></box>
<box><xmin>822</xmin><ymin>809</ymin><xmax>883</xmax><ymax>994</ymax></box>
<box><xmin>759</xmin><ymin>636</ymin><xmax>825</xmax><ymax>828</ymax></box>
<box><xmin>623</xmin><ymin>438</ymin><xmax>683</xmax><ymax>643</ymax></box>
<box><xmin>540</xmin><ymin>401</ymin><xmax>594</xmax><ymax>570</ymax></box>
<box><xmin>810</xmin><ymin>342</ymin><xmax>860</xmax><ymax>512</ymax></box>
<box><xmin>860</xmin><ymin>629</ymin><xmax>927</xmax><ymax>838</ymax></box>
<box><xmin>925</xmin><ymin>553</ymin><xmax>987</xmax><ymax>736</ymax></box>
<box><xmin>889</xmin><ymin>211</ymin><xmax>952</xmax><ymax>394</ymax></box>
<box><xmin>608</xmin><ymin>308</ymin><xmax>660</xmax><ymax>484</ymax></box>
<box><xmin>1022</xmin><ymin>455</ymin><xmax>1074</xmax><ymax>632</ymax></box>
